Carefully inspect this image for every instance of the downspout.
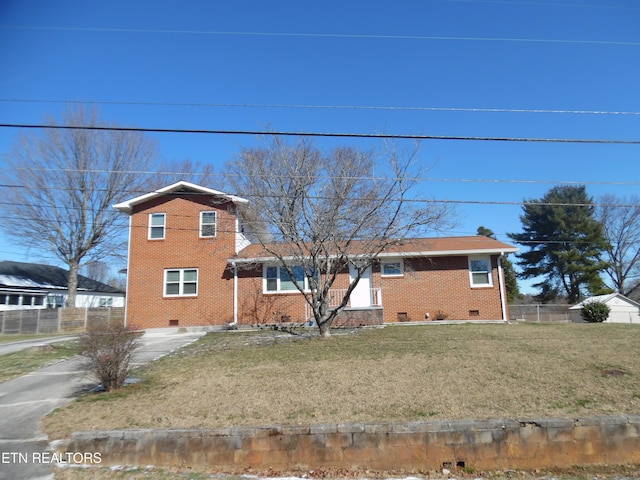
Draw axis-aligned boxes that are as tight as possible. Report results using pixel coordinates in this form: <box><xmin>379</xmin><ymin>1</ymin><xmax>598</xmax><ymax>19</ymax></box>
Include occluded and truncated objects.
<box><xmin>232</xmin><ymin>261</ymin><xmax>238</xmax><ymax>326</ymax></box>
<box><xmin>123</xmin><ymin>215</ymin><xmax>132</xmax><ymax>329</ymax></box>
<box><xmin>497</xmin><ymin>254</ymin><xmax>508</xmax><ymax>322</ymax></box>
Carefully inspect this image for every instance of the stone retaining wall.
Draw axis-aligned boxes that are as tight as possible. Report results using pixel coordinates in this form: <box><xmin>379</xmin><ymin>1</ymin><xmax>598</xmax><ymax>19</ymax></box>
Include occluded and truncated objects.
<box><xmin>56</xmin><ymin>415</ymin><xmax>640</xmax><ymax>472</ymax></box>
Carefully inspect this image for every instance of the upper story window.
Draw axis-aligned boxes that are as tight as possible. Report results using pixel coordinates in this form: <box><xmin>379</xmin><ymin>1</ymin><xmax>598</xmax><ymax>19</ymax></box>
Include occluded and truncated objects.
<box><xmin>469</xmin><ymin>256</ymin><xmax>493</xmax><ymax>287</ymax></box>
<box><xmin>149</xmin><ymin>213</ymin><xmax>166</xmax><ymax>240</ymax></box>
<box><xmin>381</xmin><ymin>259</ymin><xmax>404</xmax><ymax>277</ymax></box>
<box><xmin>200</xmin><ymin>211</ymin><xmax>217</xmax><ymax>238</ymax></box>
<box><xmin>264</xmin><ymin>265</ymin><xmax>307</xmax><ymax>293</ymax></box>
<box><xmin>164</xmin><ymin>268</ymin><xmax>198</xmax><ymax>297</ymax></box>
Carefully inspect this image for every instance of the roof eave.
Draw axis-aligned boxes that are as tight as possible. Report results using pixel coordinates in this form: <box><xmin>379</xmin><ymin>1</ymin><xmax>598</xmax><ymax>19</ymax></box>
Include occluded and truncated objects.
<box><xmin>230</xmin><ymin>247</ymin><xmax>518</xmax><ymax>265</ymax></box>
<box><xmin>113</xmin><ymin>181</ymin><xmax>249</xmax><ymax>215</ymax></box>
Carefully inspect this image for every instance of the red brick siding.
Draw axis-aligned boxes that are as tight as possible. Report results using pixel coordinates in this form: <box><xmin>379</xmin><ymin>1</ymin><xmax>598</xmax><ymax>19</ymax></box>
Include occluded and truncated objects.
<box><xmin>236</xmin><ymin>268</ymin><xmax>307</xmax><ymax>324</ymax></box>
<box><xmin>374</xmin><ymin>256</ymin><xmax>506</xmax><ymax>323</ymax></box>
<box><xmin>124</xmin><ymin>193</ymin><xmax>507</xmax><ymax>328</ymax></box>
<box><xmin>125</xmin><ymin>194</ymin><xmax>237</xmax><ymax>329</ymax></box>
<box><xmin>234</xmin><ymin>257</ymin><xmax>507</xmax><ymax>325</ymax></box>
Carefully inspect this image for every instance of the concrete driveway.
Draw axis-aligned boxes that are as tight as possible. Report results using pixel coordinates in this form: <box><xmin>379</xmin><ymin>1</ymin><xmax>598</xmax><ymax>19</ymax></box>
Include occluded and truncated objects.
<box><xmin>0</xmin><ymin>329</ymin><xmax>207</xmax><ymax>480</ymax></box>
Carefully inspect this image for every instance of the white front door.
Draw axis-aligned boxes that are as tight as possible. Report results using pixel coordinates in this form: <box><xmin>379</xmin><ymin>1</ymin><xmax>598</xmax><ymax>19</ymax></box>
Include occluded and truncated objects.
<box><xmin>349</xmin><ymin>265</ymin><xmax>372</xmax><ymax>308</ymax></box>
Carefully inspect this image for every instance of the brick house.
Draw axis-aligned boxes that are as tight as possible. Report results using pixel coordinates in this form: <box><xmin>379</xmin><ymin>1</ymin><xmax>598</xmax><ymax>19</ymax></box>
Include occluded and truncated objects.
<box><xmin>114</xmin><ymin>181</ymin><xmax>517</xmax><ymax>329</ymax></box>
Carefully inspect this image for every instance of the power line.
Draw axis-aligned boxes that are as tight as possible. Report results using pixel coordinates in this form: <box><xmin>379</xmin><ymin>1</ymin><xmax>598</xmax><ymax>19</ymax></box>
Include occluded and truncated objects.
<box><xmin>2</xmin><ymin>24</ymin><xmax>638</xmax><ymax>47</ymax></box>
<box><xmin>442</xmin><ymin>0</ymin><xmax>640</xmax><ymax>11</ymax></box>
<box><xmin>1</xmin><ymin>123</ymin><xmax>639</xmax><ymax>145</ymax></box>
<box><xmin>3</xmin><ymin>98</ymin><xmax>639</xmax><ymax>116</ymax></box>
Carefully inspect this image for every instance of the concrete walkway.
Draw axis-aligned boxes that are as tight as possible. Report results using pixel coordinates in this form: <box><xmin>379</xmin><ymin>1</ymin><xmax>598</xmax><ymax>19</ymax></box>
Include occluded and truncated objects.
<box><xmin>0</xmin><ymin>329</ymin><xmax>206</xmax><ymax>480</ymax></box>
<box><xmin>0</xmin><ymin>336</ymin><xmax>77</xmax><ymax>356</ymax></box>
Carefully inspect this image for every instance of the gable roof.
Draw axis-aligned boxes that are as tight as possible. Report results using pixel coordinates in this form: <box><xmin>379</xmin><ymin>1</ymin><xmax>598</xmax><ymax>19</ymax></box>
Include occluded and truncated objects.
<box><xmin>0</xmin><ymin>261</ymin><xmax>124</xmax><ymax>294</ymax></box>
<box><xmin>113</xmin><ymin>181</ymin><xmax>248</xmax><ymax>214</ymax></box>
<box><xmin>569</xmin><ymin>293</ymin><xmax>640</xmax><ymax>310</ymax></box>
<box><xmin>231</xmin><ymin>235</ymin><xmax>517</xmax><ymax>263</ymax></box>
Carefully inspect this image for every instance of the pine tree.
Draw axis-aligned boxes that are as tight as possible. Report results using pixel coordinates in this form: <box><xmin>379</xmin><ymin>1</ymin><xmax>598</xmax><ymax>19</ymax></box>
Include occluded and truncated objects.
<box><xmin>508</xmin><ymin>185</ymin><xmax>610</xmax><ymax>304</ymax></box>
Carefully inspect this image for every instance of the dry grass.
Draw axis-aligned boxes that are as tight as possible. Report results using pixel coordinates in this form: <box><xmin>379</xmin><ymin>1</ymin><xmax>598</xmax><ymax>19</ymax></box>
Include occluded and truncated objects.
<box><xmin>43</xmin><ymin>322</ymin><xmax>640</xmax><ymax>440</ymax></box>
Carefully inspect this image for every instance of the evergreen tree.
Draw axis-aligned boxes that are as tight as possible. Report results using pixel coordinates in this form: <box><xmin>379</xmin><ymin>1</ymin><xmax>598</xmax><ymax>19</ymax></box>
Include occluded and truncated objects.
<box><xmin>477</xmin><ymin>226</ymin><xmax>520</xmax><ymax>302</ymax></box>
<box><xmin>508</xmin><ymin>185</ymin><xmax>610</xmax><ymax>304</ymax></box>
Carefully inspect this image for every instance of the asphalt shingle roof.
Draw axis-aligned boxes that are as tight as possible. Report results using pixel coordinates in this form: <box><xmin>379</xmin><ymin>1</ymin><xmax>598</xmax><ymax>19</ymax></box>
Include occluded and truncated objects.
<box><xmin>232</xmin><ymin>235</ymin><xmax>517</xmax><ymax>262</ymax></box>
<box><xmin>0</xmin><ymin>261</ymin><xmax>124</xmax><ymax>294</ymax></box>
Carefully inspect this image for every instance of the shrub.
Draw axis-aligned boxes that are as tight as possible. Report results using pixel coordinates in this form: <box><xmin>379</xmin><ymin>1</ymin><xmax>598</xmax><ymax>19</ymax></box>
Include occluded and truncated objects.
<box><xmin>78</xmin><ymin>324</ymin><xmax>140</xmax><ymax>392</ymax></box>
<box><xmin>581</xmin><ymin>301</ymin><xmax>610</xmax><ymax>323</ymax></box>
<box><xmin>434</xmin><ymin>310</ymin><xmax>449</xmax><ymax>320</ymax></box>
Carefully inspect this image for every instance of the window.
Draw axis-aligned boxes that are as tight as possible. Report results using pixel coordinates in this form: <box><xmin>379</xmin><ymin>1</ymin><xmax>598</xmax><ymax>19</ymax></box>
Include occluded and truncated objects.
<box><xmin>381</xmin><ymin>259</ymin><xmax>404</xmax><ymax>277</ymax></box>
<box><xmin>149</xmin><ymin>213</ymin><xmax>166</xmax><ymax>240</ymax></box>
<box><xmin>469</xmin><ymin>256</ymin><xmax>493</xmax><ymax>287</ymax></box>
<box><xmin>265</xmin><ymin>266</ymin><xmax>278</xmax><ymax>292</ymax></box>
<box><xmin>99</xmin><ymin>297</ymin><xmax>113</xmax><ymax>308</ymax></box>
<box><xmin>46</xmin><ymin>295</ymin><xmax>64</xmax><ymax>308</ymax></box>
<box><xmin>200</xmin><ymin>211</ymin><xmax>217</xmax><ymax>237</ymax></box>
<box><xmin>165</xmin><ymin>268</ymin><xmax>198</xmax><ymax>296</ymax></box>
<box><xmin>264</xmin><ymin>265</ymin><xmax>307</xmax><ymax>293</ymax></box>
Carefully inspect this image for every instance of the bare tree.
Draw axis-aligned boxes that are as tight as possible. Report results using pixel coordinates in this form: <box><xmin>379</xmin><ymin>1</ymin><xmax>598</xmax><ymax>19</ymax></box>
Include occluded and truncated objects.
<box><xmin>151</xmin><ymin>157</ymin><xmax>218</xmax><ymax>189</ymax></box>
<box><xmin>1</xmin><ymin>106</ymin><xmax>158</xmax><ymax>307</ymax></box>
<box><xmin>598</xmin><ymin>195</ymin><xmax>640</xmax><ymax>295</ymax></box>
<box><xmin>226</xmin><ymin>136</ymin><xmax>453</xmax><ymax>337</ymax></box>
<box><xmin>84</xmin><ymin>261</ymin><xmax>111</xmax><ymax>284</ymax></box>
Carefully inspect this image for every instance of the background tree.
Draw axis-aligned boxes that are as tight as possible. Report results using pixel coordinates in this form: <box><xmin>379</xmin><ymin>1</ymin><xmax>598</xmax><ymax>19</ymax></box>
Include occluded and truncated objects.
<box><xmin>1</xmin><ymin>106</ymin><xmax>158</xmax><ymax>307</ymax></box>
<box><xmin>508</xmin><ymin>185</ymin><xmax>609</xmax><ymax>304</ymax></box>
<box><xmin>152</xmin><ymin>157</ymin><xmax>218</xmax><ymax>188</ymax></box>
<box><xmin>597</xmin><ymin>195</ymin><xmax>640</xmax><ymax>296</ymax></box>
<box><xmin>476</xmin><ymin>226</ymin><xmax>520</xmax><ymax>302</ymax></box>
<box><xmin>226</xmin><ymin>136</ymin><xmax>453</xmax><ymax>336</ymax></box>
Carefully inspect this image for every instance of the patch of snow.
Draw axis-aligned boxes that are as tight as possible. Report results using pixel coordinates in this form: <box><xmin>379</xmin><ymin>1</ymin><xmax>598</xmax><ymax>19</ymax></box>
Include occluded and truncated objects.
<box><xmin>0</xmin><ymin>274</ymin><xmax>58</xmax><ymax>288</ymax></box>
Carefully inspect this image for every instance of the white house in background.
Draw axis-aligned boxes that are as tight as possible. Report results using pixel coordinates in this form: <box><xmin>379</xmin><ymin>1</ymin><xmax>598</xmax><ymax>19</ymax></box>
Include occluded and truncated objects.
<box><xmin>0</xmin><ymin>261</ymin><xmax>125</xmax><ymax>311</ymax></box>
<box><xmin>570</xmin><ymin>293</ymin><xmax>640</xmax><ymax>324</ymax></box>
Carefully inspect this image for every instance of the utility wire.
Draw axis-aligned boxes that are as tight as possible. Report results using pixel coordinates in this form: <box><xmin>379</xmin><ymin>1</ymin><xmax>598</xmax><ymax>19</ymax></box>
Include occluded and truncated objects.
<box><xmin>2</xmin><ymin>24</ymin><xmax>638</xmax><ymax>47</ymax></box>
<box><xmin>1</xmin><ymin>123</ymin><xmax>639</xmax><ymax>144</ymax></box>
<box><xmin>442</xmin><ymin>0</ymin><xmax>640</xmax><ymax>11</ymax></box>
<box><xmin>3</xmin><ymin>99</ymin><xmax>639</xmax><ymax>116</ymax></box>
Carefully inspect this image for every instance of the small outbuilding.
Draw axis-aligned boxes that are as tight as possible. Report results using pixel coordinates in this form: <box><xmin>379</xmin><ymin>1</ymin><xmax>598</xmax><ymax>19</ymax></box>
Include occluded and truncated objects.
<box><xmin>570</xmin><ymin>293</ymin><xmax>640</xmax><ymax>324</ymax></box>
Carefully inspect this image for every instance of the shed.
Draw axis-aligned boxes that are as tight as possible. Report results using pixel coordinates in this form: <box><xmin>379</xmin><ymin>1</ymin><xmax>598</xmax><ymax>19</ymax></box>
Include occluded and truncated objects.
<box><xmin>570</xmin><ymin>293</ymin><xmax>640</xmax><ymax>324</ymax></box>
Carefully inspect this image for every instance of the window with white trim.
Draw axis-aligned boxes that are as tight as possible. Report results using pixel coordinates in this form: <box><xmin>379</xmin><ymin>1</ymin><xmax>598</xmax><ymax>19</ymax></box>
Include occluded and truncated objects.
<box><xmin>149</xmin><ymin>213</ymin><xmax>166</xmax><ymax>240</ymax></box>
<box><xmin>165</xmin><ymin>268</ymin><xmax>198</xmax><ymax>296</ymax></box>
<box><xmin>381</xmin><ymin>259</ymin><xmax>404</xmax><ymax>277</ymax></box>
<box><xmin>264</xmin><ymin>265</ymin><xmax>307</xmax><ymax>293</ymax></box>
<box><xmin>200</xmin><ymin>211</ymin><xmax>217</xmax><ymax>237</ymax></box>
<box><xmin>99</xmin><ymin>297</ymin><xmax>113</xmax><ymax>307</ymax></box>
<box><xmin>469</xmin><ymin>256</ymin><xmax>493</xmax><ymax>287</ymax></box>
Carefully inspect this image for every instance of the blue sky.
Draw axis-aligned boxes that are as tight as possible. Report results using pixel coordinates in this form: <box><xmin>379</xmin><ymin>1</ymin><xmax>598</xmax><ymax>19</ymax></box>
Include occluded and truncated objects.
<box><xmin>1</xmin><ymin>0</ymin><xmax>639</xmax><ymax>292</ymax></box>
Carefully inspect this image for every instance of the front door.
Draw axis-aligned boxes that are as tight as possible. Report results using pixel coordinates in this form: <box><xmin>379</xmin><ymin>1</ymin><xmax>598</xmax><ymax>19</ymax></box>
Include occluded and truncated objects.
<box><xmin>349</xmin><ymin>265</ymin><xmax>372</xmax><ymax>308</ymax></box>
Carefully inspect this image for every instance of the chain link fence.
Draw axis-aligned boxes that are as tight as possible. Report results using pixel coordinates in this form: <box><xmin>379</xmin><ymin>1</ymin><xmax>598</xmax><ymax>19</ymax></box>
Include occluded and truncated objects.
<box><xmin>509</xmin><ymin>304</ymin><xmax>572</xmax><ymax>323</ymax></box>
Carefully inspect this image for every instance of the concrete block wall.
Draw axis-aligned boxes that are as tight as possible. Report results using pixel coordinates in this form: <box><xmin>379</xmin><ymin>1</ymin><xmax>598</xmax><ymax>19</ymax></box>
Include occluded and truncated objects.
<box><xmin>58</xmin><ymin>415</ymin><xmax>640</xmax><ymax>472</ymax></box>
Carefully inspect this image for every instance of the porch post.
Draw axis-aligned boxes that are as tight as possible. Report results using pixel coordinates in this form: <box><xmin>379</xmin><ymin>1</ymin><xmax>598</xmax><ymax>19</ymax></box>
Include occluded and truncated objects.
<box><xmin>497</xmin><ymin>254</ymin><xmax>508</xmax><ymax>322</ymax></box>
<box><xmin>232</xmin><ymin>261</ymin><xmax>238</xmax><ymax>325</ymax></box>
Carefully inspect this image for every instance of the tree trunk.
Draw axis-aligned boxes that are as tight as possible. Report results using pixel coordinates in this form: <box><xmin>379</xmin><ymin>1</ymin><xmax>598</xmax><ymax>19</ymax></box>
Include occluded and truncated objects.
<box><xmin>318</xmin><ymin>321</ymin><xmax>331</xmax><ymax>338</ymax></box>
<box><xmin>66</xmin><ymin>261</ymin><xmax>79</xmax><ymax>308</ymax></box>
